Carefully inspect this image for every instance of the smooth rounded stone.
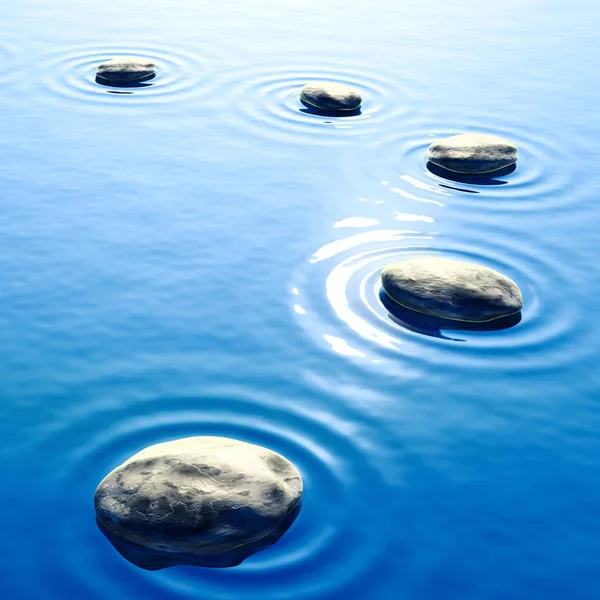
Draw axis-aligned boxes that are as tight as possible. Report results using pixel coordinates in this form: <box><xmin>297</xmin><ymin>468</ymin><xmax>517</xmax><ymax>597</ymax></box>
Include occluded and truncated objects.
<box><xmin>300</xmin><ymin>82</ymin><xmax>362</xmax><ymax>112</ymax></box>
<box><xmin>381</xmin><ymin>257</ymin><xmax>523</xmax><ymax>322</ymax></box>
<box><xmin>94</xmin><ymin>437</ymin><xmax>303</xmax><ymax>570</ymax></box>
<box><xmin>427</xmin><ymin>133</ymin><xmax>518</xmax><ymax>174</ymax></box>
<box><xmin>96</xmin><ymin>56</ymin><xmax>156</xmax><ymax>83</ymax></box>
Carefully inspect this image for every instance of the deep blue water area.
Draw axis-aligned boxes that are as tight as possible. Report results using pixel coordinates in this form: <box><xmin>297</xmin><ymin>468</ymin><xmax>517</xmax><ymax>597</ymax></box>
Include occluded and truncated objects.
<box><xmin>1</xmin><ymin>1</ymin><xmax>600</xmax><ymax>598</ymax></box>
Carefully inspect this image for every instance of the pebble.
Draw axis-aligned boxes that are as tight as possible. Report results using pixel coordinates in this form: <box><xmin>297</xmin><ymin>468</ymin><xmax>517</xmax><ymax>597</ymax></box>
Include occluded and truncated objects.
<box><xmin>428</xmin><ymin>133</ymin><xmax>518</xmax><ymax>174</ymax></box>
<box><xmin>94</xmin><ymin>436</ymin><xmax>303</xmax><ymax>569</ymax></box>
<box><xmin>381</xmin><ymin>257</ymin><xmax>523</xmax><ymax>322</ymax></box>
<box><xmin>96</xmin><ymin>56</ymin><xmax>156</xmax><ymax>84</ymax></box>
<box><xmin>300</xmin><ymin>82</ymin><xmax>362</xmax><ymax>112</ymax></box>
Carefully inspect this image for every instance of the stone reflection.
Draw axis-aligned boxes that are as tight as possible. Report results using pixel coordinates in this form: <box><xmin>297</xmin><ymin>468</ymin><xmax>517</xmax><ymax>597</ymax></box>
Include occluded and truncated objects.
<box><xmin>380</xmin><ymin>288</ymin><xmax>521</xmax><ymax>340</ymax></box>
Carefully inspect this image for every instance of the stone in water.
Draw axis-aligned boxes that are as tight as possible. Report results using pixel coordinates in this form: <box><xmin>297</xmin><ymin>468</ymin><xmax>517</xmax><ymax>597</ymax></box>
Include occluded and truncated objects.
<box><xmin>300</xmin><ymin>82</ymin><xmax>362</xmax><ymax>112</ymax></box>
<box><xmin>381</xmin><ymin>257</ymin><xmax>523</xmax><ymax>322</ymax></box>
<box><xmin>96</xmin><ymin>56</ymin><xmax>156</xmax><ymax>84</ymax></box>
<box><xmin>428</xmin><ymin>133</ymin><xmax>518</xmax><ymax>174</ymax></box>
<box><xmin>94</xmin><ymin>436</ymin><xmax>303</xmax><ymax>569</ymax></box>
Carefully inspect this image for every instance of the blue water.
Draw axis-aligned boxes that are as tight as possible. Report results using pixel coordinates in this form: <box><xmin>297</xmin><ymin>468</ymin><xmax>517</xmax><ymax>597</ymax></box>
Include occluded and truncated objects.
<box><xmin>1</xmin><ymin>1</ymin><xmax>600</xmax><ymax>598</ymax></box>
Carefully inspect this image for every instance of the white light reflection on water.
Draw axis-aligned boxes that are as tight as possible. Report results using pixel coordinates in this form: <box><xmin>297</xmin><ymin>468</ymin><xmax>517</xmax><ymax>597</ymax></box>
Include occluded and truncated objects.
<box><xmin>394</xmin><ymin>213</ymin><xmax>435</xmax><ymax>223</ymax></box>
<box><xmin>310</xmin><ymin>229</ymin><xmax>428</xmax><ymax>263</ymax></box>
<box><xmin>390</xmin><ymin>186</ymin><xmax>445</xmax><ymax>207</ymax></box>
<box><xmin>323</xmin><ymin>334</ymin><xmax>365</xmax><ymax>357</ymax></box>
<box><xmin>334</xmin><ymin>217</ymin><xmax>380</xmax><ymax>228</ymax></box>
<box><xmin>400</xmin><ymin>173</ymin><xmax>451</xmax><ymax>196</ymax></box>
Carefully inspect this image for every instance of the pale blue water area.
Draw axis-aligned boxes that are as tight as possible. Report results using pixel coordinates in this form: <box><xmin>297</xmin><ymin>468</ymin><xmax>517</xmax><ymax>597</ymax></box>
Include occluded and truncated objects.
<box><xmin>1</xmin><ymin>1</ymin><xmax>600</xmax><ymax>598</ymax></box>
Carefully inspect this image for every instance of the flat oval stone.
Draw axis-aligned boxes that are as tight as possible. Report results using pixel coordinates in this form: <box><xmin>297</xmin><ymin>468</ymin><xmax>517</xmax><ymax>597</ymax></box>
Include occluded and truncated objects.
<box><xmin>381</xmin><ymin>257</ymin><xmax>523</xmax><ymax>322</ymax></box>
<box><xmin>428</xmin><ymin>133</ymin><xmax>518</xmax><ymax>174</ymax></box>
<box><xmin>94</xmin><ymin>437</ymin><xmax>303</xmax><ymax>569</ymax></box>
<box><xmin>300</xmin><ymin>82</ymin><xmax>362</xmax><ymax>111</ymax></box>
<box><xmin>96</xmin><ymin>56</ymin><xmax>156</xmax><ymax>83</ymax></box>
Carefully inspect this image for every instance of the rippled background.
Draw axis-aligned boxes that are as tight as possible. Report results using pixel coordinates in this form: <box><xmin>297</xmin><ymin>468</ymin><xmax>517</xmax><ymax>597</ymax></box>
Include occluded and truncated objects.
<box><xmin>1</xmin><ymin>1</ymin><xmax>600</xmax><ymax>598</ymax></box>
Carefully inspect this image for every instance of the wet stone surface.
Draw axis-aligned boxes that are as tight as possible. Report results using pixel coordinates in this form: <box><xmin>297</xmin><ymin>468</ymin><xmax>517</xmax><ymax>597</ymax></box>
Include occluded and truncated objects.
<box><xmin>381</xmin><ymin>257</ymin><xmax>523</xmax><ymax>322</ymax></box>
<box><xmin>94</xmin><ymin>436</ymin><xmax>303</xmax><ymax>569</ymax></box>
<box><xmin>428</xmin><ymin>133</ymin><xmax>518</xmax><ymax>174</ymax></box>
<box><xmin>300</xmin><ymin>82</ymin><xmax>362</xmax><ymax>112</ymax></box>
<box><xmin>96</xmin><ymin>56</ymin><xmax>157</xmax><ymax>84</ymax></box>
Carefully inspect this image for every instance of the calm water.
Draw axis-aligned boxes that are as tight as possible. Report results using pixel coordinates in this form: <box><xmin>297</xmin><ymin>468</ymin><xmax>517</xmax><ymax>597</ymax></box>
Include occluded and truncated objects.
<box><xmin>1</xmin><ymin>1</ymin><xmax>600</xmax><ymax>598</ymax></box>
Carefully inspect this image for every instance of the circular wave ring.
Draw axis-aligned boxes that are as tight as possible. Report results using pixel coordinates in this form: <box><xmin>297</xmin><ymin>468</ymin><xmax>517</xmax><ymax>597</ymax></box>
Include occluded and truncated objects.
<box><xmin>292</xmin><ymin>226</ymin><xmax>589</xmax><ymax>372</ymax></box>
<box><xmin>368</xmin><ymin>123</ymin><xmax>586</xmax><ymax>213</ymax></box>
<box><xmin>218</xmin><ymin>63</ymin><xmax>421</xmax><ymax>144</ymax></box>
<box><xmin>42</xmin><ymin>44</ymin><xmax>213</xmax><ymax>105</ymax></box>
<box><xmin>20</xmin><ymin>389</ymin><xmax>394</xmax><ymax>599</ymax></box>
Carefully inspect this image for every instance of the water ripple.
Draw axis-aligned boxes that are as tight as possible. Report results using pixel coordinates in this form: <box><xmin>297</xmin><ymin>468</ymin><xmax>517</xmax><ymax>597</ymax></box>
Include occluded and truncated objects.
<box><xmin>42</xmin><ymin>44</ymin><xmax>213</xmax><ymax>106</ymax></box>
<box><xmin>217</xmin><ymin>62</ymin><xmax>419</xmax><ymax>145</ymax></box>
<box><xmin>369</xmin><ymin>120</ymin><xmax>587</xmax><ymax>214</ymax></box>
<box><xmin>21</xmin><ymin>387</ymin><xmax>394</xmax><ymax>600</ymax></box>
<box><xmin>292</xmin><ymin>223</ymin><xmax>591</xmax><ymax>373</ymax></box>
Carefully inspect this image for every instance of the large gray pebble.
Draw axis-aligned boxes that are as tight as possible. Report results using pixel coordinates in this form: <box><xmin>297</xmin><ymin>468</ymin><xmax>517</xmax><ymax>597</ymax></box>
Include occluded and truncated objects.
<box><xmin>96</xmin><ymin>56</ymin><xmax>156</xmax><ymax>83</ymax></box>
<box><xmin>381</xmin><ymin>257</ymin><xmax>523</xmax><ymax>322</ymax></box>
<box><xmin>300</xmin><ymin>82</ymin><xmax>362</xmax><ymax>111</ymax></box>
<box><xmin>428</xmin><ymin>133</ymin><xmax>518</xmax><ymax>174</ymax></box>
<box><xmin>94</xmin><ymin>437</ymin><xmax>303</xmax><ymax>569</ymax></box>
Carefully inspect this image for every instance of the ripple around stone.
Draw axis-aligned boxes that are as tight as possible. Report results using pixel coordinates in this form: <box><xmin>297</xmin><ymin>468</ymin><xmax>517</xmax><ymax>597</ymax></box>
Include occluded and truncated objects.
<box><xmin>368</xmin><ymin>122</ymin><xmax>587</xmax><ymax>213</ymax></box>
<box><xmin>42</xmin><ymin>45</ymin><xmax>211</xmax><ymax>105</ymax></box>
<box><xmin>218</xmin><ymin>63</ymin><xmax>418</xmax><ymax>144</ymax></box>
<box><xmin>291</xmin><ymin>223</ymin><xmax>588</xmax><ymax>372</ymax></box>
<box><xmin>22</xmin><ymin>388</ymin><xmax>393</xmax><ymax>599</ymax></box>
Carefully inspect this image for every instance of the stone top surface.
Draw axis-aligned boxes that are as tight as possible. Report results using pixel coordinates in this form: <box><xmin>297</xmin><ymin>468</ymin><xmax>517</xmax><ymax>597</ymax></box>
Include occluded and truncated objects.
<box><xmin>96</xmin><ymin>56</ymin><xmax>157</xmax><ymax>83</ymax></box>
<box><xmin>94</xmin><ymin>436</ymin><xmax>302</xmax><ymax>556</ymax></box>
<box><xmin>300</xmin><ymin>82</ymin><xmax>362</xmax><ymax>111</ymax></box>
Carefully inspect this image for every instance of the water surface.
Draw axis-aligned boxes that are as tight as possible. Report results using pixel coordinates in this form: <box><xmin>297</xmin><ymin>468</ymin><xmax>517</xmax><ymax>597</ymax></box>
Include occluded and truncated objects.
<box><xmin>1</xmin><ymin>1</ymin><xmax>600</xmax><ymax>599</ymax></box>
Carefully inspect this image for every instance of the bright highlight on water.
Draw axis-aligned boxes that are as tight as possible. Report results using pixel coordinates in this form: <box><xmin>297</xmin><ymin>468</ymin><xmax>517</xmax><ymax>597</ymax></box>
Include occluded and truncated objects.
<box><xmin>2</xmin><ymin>3</ymin><xmax>598</xmax><ymax>599</ymax></box>
<box><xmin>89</xmin><ymin>50</ymin><xmax>526</xmax><ymax>562</ymax></box>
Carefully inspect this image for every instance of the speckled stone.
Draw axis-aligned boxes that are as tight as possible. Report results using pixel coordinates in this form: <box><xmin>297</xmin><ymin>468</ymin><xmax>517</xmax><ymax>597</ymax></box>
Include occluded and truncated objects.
<box><xmin>300</xmin><ymin>82</ymin><xmax>362</xmax><ymax>111</ymax></box>
<box><xmin>96</xmin><ymin>57</ymin><xmax>156</xmax><ymax>83</ymax></box>
<box><xmin>381</xmin><ymin>257</ymin><xmax>523</xmax><ymax>322</ymax></box>
<box><xmin>94</xmin><ymin>437</ymin><xmax>303</xmax><ymax>569</ymax></box>
<box><xmin>428</xmin><ymin>133</ymin><xmax>518</xmax><ymax>174</ymax></box>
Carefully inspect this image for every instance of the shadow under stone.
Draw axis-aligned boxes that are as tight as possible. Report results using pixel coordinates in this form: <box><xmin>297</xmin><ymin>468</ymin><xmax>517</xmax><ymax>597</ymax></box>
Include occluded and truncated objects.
<box><xmin>439</xmin><ymin>183</ymin><xmax>480</xmax><ymax>194</ymax></box>
<box><xmin>299</xmin><ymin>98</ymin><xmax>362</xmax><ymax>117</ymax></box>
<box><xmin>95</xmin><ymin>75</ymin><xmax>156</xmax><ymax>89</ymax></box>
<box><xmin>426</xmin><ymin>161</ymin><xmax>516</xmax><ymax>188</ymax></box>
<box><xmin>96</xmin><ymin>501</ymin><xmax>302</xmax><ymax>570</ymax></box>
<box><xmin>379</xmin><ymin>288</ymin><xmax>522</xmax><ymax>340</ymax></box>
